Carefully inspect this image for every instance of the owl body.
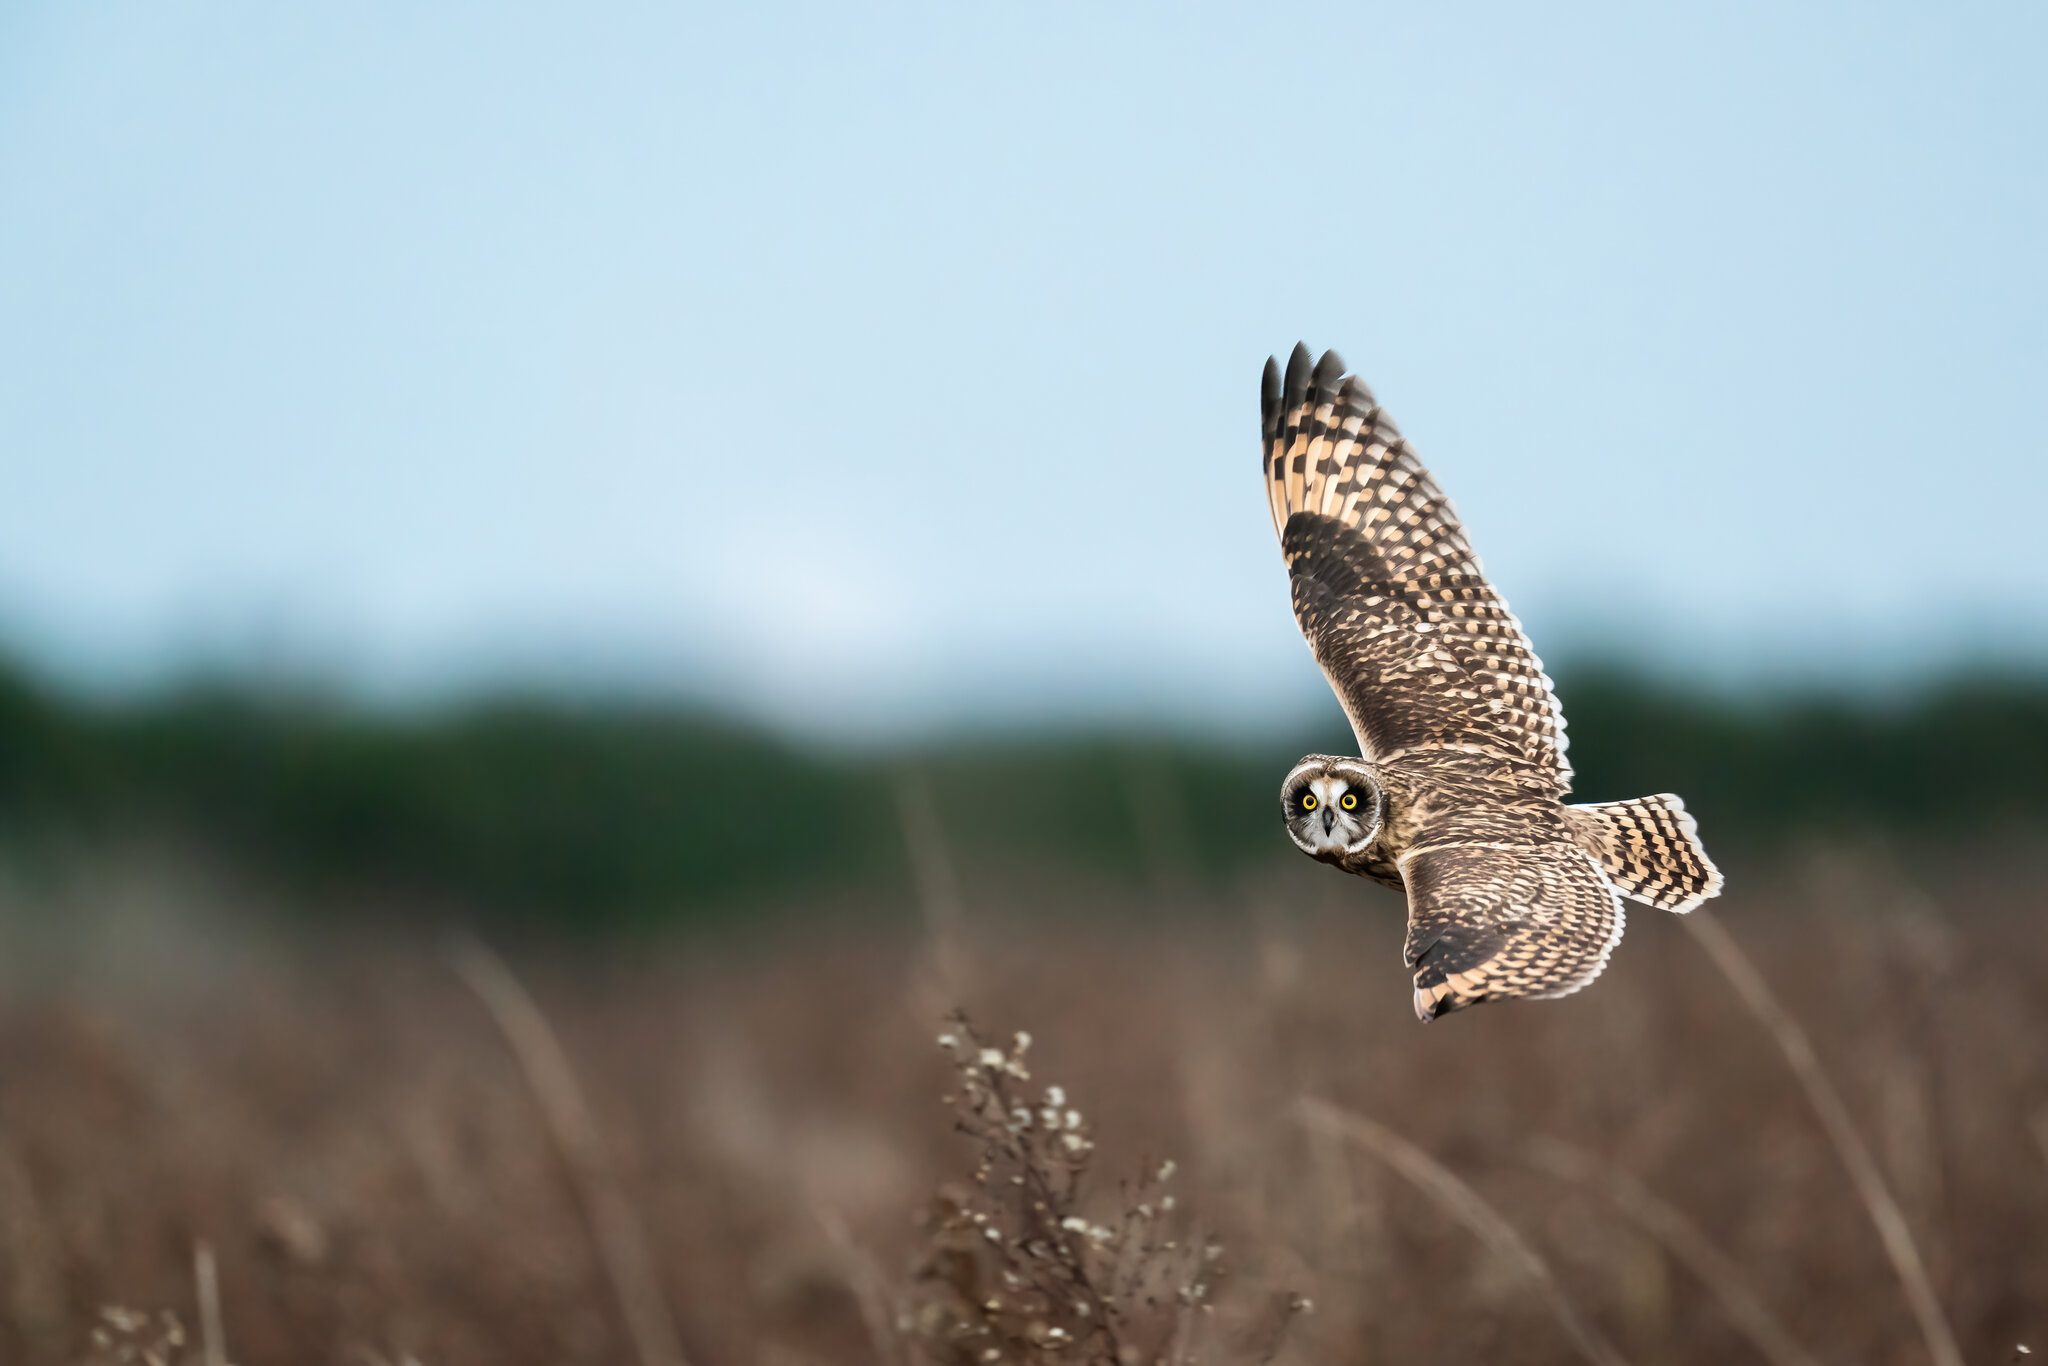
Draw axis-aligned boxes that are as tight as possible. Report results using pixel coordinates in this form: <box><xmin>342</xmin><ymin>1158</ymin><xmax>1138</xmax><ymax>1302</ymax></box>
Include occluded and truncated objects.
<box><xmin>1286</xmin><ymin>752</ymin><xmax>1578</xmax><ymax>888</ymax></box>
<box><xmin>1261</xmin><ymin>344</ymin><xmax>1722</xmax><ymax>1019</ymax></box>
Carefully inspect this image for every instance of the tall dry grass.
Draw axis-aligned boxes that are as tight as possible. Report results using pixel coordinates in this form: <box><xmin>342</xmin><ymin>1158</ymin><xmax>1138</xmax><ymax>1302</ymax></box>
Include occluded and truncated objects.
<box><xmin>0</xmin><ymin>841</ymin><xmax>2042</xmax><ymax>1365</ymax></box>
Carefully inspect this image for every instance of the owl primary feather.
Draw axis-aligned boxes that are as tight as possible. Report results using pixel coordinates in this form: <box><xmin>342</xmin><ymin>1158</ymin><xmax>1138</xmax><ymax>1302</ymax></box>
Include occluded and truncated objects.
<box><xmin>1262</xmin><ymin>344</ymin><xmax>1722</xmax><ymax>1021</ymax></box>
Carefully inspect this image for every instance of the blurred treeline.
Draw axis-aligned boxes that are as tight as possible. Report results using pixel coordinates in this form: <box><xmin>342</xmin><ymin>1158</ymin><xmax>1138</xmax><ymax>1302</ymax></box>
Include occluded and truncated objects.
<box><xmin>2</xmin><ymin>652</ymin><xmax>2044</xmax><ymax>931</ymax></box>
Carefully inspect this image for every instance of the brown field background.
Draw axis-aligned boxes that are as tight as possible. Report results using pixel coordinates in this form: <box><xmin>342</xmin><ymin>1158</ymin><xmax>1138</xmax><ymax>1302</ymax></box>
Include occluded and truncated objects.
<box><xmin>1</xmin><ymin>840</ymin><xmax>2042</xmax><ymax>1366</ymax></box>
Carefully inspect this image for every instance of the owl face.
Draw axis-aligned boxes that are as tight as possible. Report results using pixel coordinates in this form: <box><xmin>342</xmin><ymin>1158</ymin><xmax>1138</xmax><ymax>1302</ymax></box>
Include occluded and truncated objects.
<box><xmin>1281</xmin><ymin>755</ymin><xmax>1384</xmax><ymax>865</ymax></box>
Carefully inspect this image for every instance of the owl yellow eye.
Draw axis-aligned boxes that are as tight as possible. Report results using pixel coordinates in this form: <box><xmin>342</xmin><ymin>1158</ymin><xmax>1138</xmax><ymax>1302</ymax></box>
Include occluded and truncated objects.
<box><xmin>1341</xmin><ymin>792</ymin><xmax>1359</xmax><ymax>810</ymax></box>
<box><xmin>1299</xmin><ymin>792</ymin><xmax>1318</xmax><ymax>812</ymax></box>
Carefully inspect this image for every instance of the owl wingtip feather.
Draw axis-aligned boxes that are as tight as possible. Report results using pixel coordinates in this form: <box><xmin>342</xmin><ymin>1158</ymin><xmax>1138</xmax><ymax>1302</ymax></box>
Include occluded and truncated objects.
<box><xmin>1282</xmin><ymin>343</ymin><xmax>1313</xmax><ymax>410</ymax></box>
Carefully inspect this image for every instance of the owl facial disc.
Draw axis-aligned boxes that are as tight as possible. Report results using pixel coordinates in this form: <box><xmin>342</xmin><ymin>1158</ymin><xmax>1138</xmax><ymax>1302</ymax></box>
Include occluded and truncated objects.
<box><xmin>1281</xmin><ymin>756</ymin><xmax>1383</xmax><ymax>864</ymax></box>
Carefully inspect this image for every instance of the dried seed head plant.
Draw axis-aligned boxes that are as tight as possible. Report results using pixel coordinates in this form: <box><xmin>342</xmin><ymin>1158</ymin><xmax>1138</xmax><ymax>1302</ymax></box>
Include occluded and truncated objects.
<box><xmin>906</xmin><ymin>1013</ymin><xmax>1307</xmax><ymax>1366</ymax></box>
<box><xmin>85</xmin><ymin>1307</ymin><xmax>191</xmax><ymax>1366</ymax></box>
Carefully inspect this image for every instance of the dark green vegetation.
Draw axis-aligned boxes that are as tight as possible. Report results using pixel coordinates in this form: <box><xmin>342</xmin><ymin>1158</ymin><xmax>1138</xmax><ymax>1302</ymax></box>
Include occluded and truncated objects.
<box><xmin>2</xmin><ymin>654</ymin><xmax>2044</xmax><ymax>929</ymax></box>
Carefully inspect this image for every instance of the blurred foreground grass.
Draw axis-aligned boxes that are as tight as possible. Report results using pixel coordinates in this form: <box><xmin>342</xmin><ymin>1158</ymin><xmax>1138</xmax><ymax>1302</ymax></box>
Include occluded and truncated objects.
<box><xmin>0</xmin><ymin>841</ymin><xmax>2040</xmax><ymax>1365</ymax></box>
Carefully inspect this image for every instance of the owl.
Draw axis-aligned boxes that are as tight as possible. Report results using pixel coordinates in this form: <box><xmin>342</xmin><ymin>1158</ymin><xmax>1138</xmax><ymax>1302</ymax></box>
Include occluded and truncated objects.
<box><xmin>1262</xmin><ymin>344</ymin><xmax>1722</xmax><ymax>1020</ymax></box>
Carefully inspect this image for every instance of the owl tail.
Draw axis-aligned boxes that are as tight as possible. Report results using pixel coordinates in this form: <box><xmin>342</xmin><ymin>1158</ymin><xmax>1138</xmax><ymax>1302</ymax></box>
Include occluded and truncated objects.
<box><xmin>1565</xmin><ymin>794</ymin><xmax>1724</xmax><ymax>913</ymax></box>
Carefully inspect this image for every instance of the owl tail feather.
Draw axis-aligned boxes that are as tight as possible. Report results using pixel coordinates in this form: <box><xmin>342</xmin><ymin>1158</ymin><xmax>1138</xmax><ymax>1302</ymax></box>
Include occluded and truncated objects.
<box><xmin>1565</xmin><ymin>794</ymin><xmax>1724</xmax><ymax>913</ymax></box>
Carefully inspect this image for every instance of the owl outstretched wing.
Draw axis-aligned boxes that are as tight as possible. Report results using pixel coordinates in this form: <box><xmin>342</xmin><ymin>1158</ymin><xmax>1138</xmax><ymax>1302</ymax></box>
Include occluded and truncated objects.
<box><xmin>1400</xmin><ymin>842</ymin><xmax>1623</xmax><ymax>1020</ymax></box>
<box><xmin>1261</xmin><ymin>344</ymin><xmax>1570</xmax><ymax>788</ymax></box>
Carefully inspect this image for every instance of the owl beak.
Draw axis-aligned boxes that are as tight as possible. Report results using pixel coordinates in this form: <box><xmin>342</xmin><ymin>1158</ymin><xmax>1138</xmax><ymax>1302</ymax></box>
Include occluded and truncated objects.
<box><xmin>1321</xmin><ymin>807</ymin><xmax>1337</xmax><ymax>834</ymax></box>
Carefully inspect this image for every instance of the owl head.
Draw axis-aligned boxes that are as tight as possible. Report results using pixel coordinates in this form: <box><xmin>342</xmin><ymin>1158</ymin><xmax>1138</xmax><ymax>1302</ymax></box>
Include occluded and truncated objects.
<box><xmin>1281</xmin><ymin>755</ymin><xmax>1385</xmax><ymax>867</ymax></box>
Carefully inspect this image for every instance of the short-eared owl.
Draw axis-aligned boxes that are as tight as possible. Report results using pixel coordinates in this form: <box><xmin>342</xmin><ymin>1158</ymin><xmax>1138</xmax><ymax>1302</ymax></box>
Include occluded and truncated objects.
<box><xmin>1262</xmin><ymin>344</ymin><xmax>1721</xmax><ymax>1021</ymax></box>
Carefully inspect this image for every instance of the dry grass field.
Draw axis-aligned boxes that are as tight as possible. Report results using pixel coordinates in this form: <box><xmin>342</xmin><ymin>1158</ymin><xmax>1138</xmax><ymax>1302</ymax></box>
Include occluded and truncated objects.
<box><xmin>0</xmin><ymin>842</ymin><xmax>2042</xmax><ymax>1366</ymax></box>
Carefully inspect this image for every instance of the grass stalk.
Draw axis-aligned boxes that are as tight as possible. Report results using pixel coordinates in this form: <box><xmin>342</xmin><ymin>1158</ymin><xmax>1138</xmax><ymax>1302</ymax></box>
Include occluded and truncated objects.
<box><xmin>817</xmin><ymin>1209</ymin><xmax>903</xmax><ymax>1366</ymax></box>
<box><xmin>1682</xmin><ymin>910</ymin><xmax>1961</xmax><ymax>1366</ymax></box>
<box><xmin>895</xmin><ymin>773</ymin><xmax>970</xmax><ymax>1010</ymax></box>
<box><xmin>1529</xmin><ymin>1137</ymin><xmax>1824</xmax><ymax>1366</ymax></box>
<box><xmin>1299</xmin><ymin>1097</ymin><xmax>1630</xmax><ymax>1366</ymax></box>
<box><xmin>193</xmin><ymin>1240</ymin><xmax>226</xmax><ymax>1366</ymax></box>
<box><xmin>449</xmin><ymin>934</ymin><xmax>691</xmax><ymax>1366</ymax></box>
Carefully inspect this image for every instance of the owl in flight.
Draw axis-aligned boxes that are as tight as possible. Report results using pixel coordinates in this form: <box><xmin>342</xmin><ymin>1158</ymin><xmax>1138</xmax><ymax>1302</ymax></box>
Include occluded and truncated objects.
<box><xmin>1263</xmin><ymin>344</ymin><xmax>1722</xmax><ymax>1021</ymax></box>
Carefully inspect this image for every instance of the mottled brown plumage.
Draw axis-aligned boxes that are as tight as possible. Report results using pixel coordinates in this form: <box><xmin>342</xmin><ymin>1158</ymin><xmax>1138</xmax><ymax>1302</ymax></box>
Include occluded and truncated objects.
<box><xmin>1263</xmin><ymin>344</ymin><xmax>1722</xmax><ymax>1020</ymax></box>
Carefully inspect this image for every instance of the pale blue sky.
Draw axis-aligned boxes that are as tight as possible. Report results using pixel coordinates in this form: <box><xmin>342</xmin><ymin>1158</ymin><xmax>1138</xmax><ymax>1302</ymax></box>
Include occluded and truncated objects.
<box><xmin>3</xmin><ymin>3</ymin><xmax>2044</xmax><ymax>732</ymax></box>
